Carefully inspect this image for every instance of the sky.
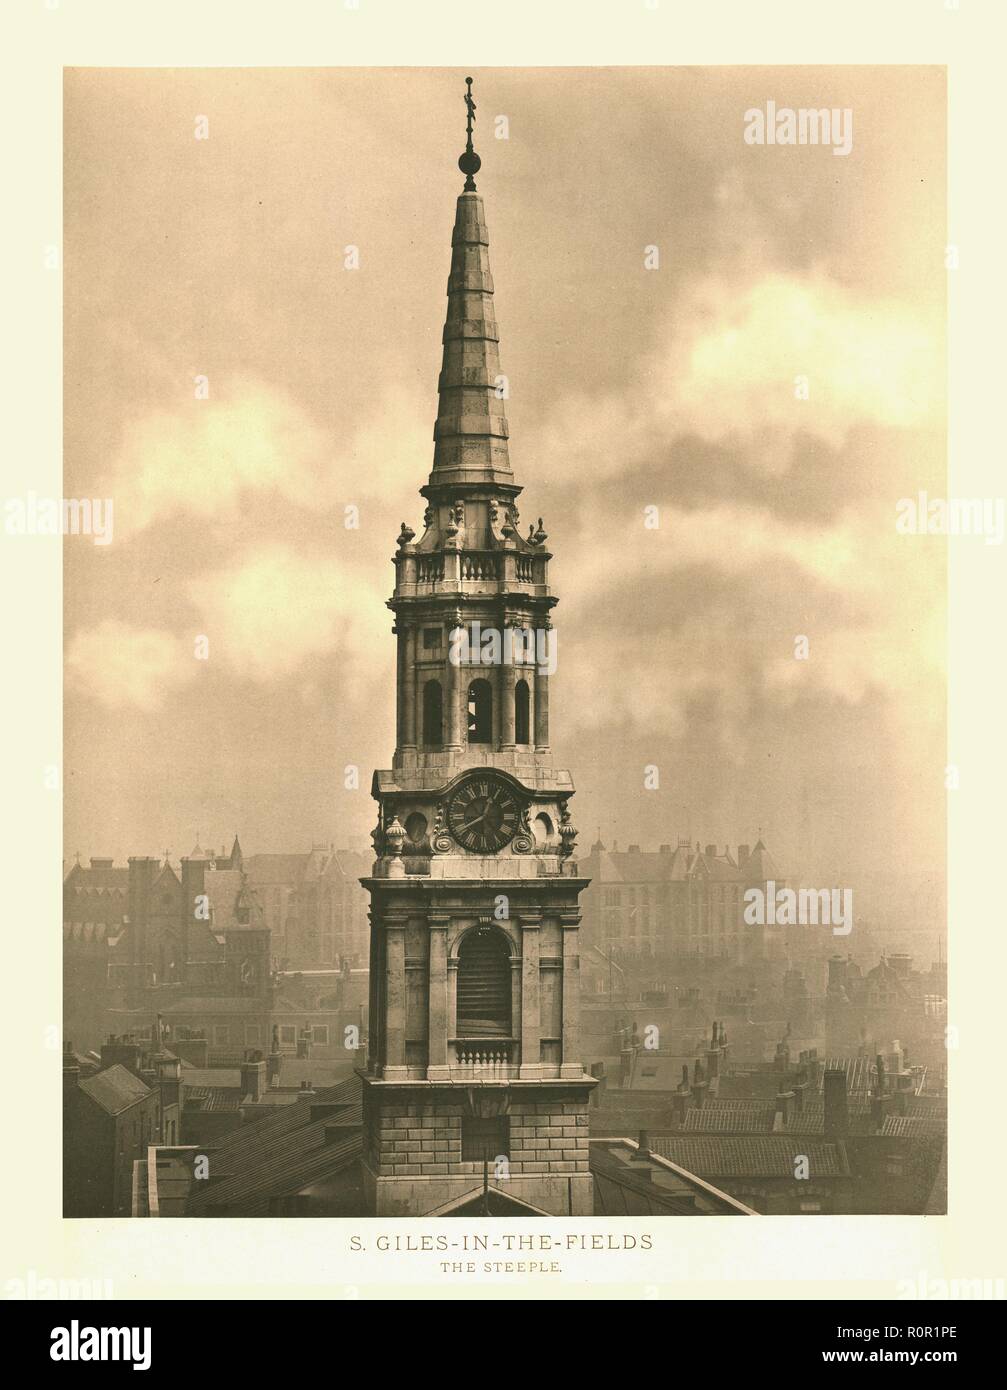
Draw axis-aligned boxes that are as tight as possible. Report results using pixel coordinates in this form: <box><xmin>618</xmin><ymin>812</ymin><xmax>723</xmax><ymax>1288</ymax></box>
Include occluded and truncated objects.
<box><xmin>63</xmin><ymin>66</ymin><xmax>946</xmax><ymax>887</ymax></box>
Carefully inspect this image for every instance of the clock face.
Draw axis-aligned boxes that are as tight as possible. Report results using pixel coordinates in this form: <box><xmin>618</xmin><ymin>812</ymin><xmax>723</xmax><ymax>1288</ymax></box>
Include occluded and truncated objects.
<box><xmin>447</xmin><ymin>776</ymin><xmax>521</xmax><ymax>853</ymax></box>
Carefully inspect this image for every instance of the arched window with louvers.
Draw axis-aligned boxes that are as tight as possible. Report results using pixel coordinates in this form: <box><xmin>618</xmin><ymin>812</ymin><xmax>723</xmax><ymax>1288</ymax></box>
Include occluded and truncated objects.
<box><xmin>455</xmin><ymin>926</ymin><xmax>512</xmax><ymax>1038</ymax></box>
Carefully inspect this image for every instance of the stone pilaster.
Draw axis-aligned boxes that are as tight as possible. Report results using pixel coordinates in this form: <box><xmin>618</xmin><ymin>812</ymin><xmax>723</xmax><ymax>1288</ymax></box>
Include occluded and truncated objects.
<box><xmin>446</xmin><ymin>613</ymin><xmax>463</xmax><ymax>751</ymax></box>
<box><xmin>383</xmin><ymin>913</ymin><xmax>408</xmax><ymax>1079</ymax></box>
<box><xmin>519</xmin><ymin>913</ymin><xmax>542</xmax><ymax>1078</ymax></box>
<box><xmin>534</xmin><ymin>666</ymin><xmax>550</xmax><ymax>752</ymax></box>
<box><xmin>426</xmin><ymin>913</ymin><xmax>450</xmax><ymax>1080</ymax></box>
<box><xmin>500</xmin><ymin>651</ymin><xmax>517</xmax><ymax>750</ymax></box>
<box><xmin>405</xmin><ymin>627</ymin><xmax>418</xmax><ymax>749</ymax></box>
<box><xmin>560</xmin><ymin>910</ymin><xmax>583</xmax><ymax>1079</ymax></box>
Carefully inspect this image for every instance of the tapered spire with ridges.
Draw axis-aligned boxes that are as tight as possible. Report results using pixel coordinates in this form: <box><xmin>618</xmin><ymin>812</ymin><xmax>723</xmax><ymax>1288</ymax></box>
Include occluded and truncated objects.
<box><xmin>429</xmin><ymin>82</ymin><xmax>514</xmax><ymax>492</ymax></box>
<box><xmin>430</xmin><ymin>193</ymin><xmax>514</xmax><ymax>489</ymax></box>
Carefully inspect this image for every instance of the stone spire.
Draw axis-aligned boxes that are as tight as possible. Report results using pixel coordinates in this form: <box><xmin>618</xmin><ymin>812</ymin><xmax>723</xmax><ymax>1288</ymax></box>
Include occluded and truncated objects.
<box><xmin>428</xmin><ymin>76</ymin><xmax>514</xmax><ymax>493</ymax></box>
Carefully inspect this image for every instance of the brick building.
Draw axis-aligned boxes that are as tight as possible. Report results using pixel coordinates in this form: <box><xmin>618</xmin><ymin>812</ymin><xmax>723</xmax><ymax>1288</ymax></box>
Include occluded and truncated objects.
<box><xmin>63</xmin><ymin>1052</ymin><xmax>162</xmax><ymax>1216</ymax></box>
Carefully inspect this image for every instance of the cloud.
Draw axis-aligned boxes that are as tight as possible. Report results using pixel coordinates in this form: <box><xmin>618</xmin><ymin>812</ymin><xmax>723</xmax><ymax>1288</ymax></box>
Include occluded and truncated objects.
<box><xmin>104</xmin><ymin>379</ymin><xmax>326</xmax><ymax>536</ymax></box>
<box><xmin>536</xmin><ymin>269</ymin><xmax>941</xmax><ymax>485</ymax></box>
<box><xmin>555</xmin><ymin>494</ymin><xmax>944</xmax><ymax>750</ymax></box>
<box><xmin>185</xmin><ymin>544</ymin><xmax>388</xmax><ymax>688</ymax></box>
<box><xmin>103</xmin><ymin>378</ymin><xmax>430</xmax><ymax>539</ymax></box>
<box><xmin>66</xmin><ymin>619</ymin><xmax>197</xmax><ymax>711</ymax></box>
<box><xmin>666</xmin><ymin>272</ymin><xmax>941</xmax><ymax>446</ymax></box>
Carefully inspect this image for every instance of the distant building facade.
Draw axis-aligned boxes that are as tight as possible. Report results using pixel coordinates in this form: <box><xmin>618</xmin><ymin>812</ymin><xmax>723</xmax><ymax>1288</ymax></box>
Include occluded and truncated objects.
<box><xmin>580</xmin><ymin>837</ymin><xmax>786</xmax><ymax>963</ymax></box>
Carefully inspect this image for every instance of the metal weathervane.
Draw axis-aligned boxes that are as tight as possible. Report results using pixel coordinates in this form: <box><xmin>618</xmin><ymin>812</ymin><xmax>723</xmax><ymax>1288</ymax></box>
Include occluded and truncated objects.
<box><xmin>458</xmin><ymin>75</ymin><xmax>481</xmax><ymax>190</ymax></box>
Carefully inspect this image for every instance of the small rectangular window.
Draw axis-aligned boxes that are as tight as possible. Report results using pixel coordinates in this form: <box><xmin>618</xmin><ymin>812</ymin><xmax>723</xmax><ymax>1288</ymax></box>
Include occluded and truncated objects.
<box><xmin>245</xmin><ymin>1025</ymin><xmax>261</xmax><ymax>1045</ymax></box>
<box><xmin>461</xmin><ymin>1116</ymin><xmax>510</xmax><ymax>1162</ymax></box>
<box><xmin>311</xmin><ymin>1026</ymin><xmax>329</xmax><ymax>1045</ymax></box>
<box><xmin>423</xmin><ymin>627</ymin><xmax>441</xmax><ymax>650</ymax></box>
<box><xmin>280</xmin><ymin>1025</ymin><xmax>297</xmax><ymax>1045</ymax></box>
<box><xmin>213</xmin><ymin>1025</ymin><xmax>230</xmax><ymax>1046</ymax></box>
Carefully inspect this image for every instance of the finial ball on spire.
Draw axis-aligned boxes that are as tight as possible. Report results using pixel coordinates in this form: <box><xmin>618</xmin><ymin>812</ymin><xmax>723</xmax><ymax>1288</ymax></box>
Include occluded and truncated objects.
<box><xmin>459</xmin><ymin>149</ymin><xmax>481</xmax><ymax>179</ymax></box>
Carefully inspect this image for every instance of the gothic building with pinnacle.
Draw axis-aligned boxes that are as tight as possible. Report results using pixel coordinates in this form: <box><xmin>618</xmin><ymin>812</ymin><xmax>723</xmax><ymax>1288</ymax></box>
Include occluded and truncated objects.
<box><xmin>360</xmin><ymin>80</ymin><xmax>595</xmax><ymax>1216</ymax></box>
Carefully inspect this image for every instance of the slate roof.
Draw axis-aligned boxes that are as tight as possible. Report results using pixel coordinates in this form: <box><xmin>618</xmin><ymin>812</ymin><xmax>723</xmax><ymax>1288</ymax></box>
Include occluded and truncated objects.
<box><xmin>63</xmin><ymin>922</ymin><xmax>110</xmax><ymax>943</ymax></box>
<box><xmin>744</xmin><ymin>839</ymin><xmax>781</xmax><ymax>881</ymax></box>
<box><xmin>185</xmin><ymin>1074</ymin><xmax>363</xmax><ymax>1216</ymax></box>
<box><xmin>203</xmin><ymin>870</ymin><xmax>263</xmax><ymax>932</ymax></box>
<box><xmin>63</xmin><ymin>863</ymin><xmax>129</xmax><ymax>926</ymax></box>
<box><xmin>590</xmin><ymin>1140</ymin><xmax>755</xmax><ymax>1215</ymax></box>
<box><xmin>185</xmin><ymin>1086</ymin><xmax>242</xmax><ymax>1113</ymax></box>
<box><xmin>781</xmin><ymin>1102</ymin><xmax>877</xmax><ymax>1137</ymax></box>
<box><xmin>78</xmin><ymin>1064</ymin><xmax>152</xmax><ymax>1116</ymax></box>
<box><xmin>64</xmin><ymin>863</ymin><xmax>129</xmax><ymax>892</ymax></box>
<box><xmin>881</xmin><ymin>1115</ymin><xmax>947</xmax><ymax>1140</ymax></box>
<box><xmin>651</xmin><ymin>1135</ymin><xmax>850</xmax><ymax>1179</ymax></box>
<box><xmin>681</xmin><ymin>1098</ymin><xmax>876</xmax><ymax>1137</ymax></box>
<box><xmin>906</xmin><ymin>1094</ymin><xmax>947</xmax><ymax>1119</ymax></box>
<box><xmin>684</xmin><ymin>1105</ymin><xmax>775</xmax><ymax>1133</ymax></box>
<box><xmin>822</xmin><ymin>1057</ymin><xmax>875</xmax><ymax>1093</ymax></box>
<box><xmin>181</xmin><ymin>1067</ymin><xmax>243</xmax><ymax>1088</ymax></box>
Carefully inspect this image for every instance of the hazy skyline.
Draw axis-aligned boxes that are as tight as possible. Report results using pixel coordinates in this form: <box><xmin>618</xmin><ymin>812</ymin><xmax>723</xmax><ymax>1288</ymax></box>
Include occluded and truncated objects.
<box><xmin>63</xmin><ymin>67</ymin><xmax>946</xmax><ymax>884</ymax></box>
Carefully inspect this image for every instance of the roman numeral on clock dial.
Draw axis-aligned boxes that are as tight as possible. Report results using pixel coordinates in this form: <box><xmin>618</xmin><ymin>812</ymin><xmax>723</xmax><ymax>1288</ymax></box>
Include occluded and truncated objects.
<box><xmin>446</xmin><ymin>777</ymin><xmax>521</xmax><ymax>852</ymax></box>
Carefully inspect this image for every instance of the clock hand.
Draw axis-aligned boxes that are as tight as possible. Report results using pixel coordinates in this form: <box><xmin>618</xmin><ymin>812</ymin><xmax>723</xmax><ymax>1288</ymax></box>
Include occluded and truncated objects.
<box><xmin>458</xmin><ymin>813</ymin><xmax>486</xmax><ymax>834</ymax></box>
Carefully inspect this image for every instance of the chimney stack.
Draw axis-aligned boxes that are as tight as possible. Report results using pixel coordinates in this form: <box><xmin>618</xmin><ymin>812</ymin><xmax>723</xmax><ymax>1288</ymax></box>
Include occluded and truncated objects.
<box><xmin>691</xmin><ymin>1058</ymin><xmax>708</xmax><ymax>1110</ymax></box>
<box><xmin>241</xmin><ymin>1050</ymin><xmax>267</xmax><ymax>1103</ymax></box>
<box><xmin>871</xmin><ymin>1053</ymin><xmax>894</xmax><ymax>1127</ymax></box>
<box><xmin>706</xmin><ymin>1020</ymin><xmax>722</xmax><ymax>1079</ymax></box>
<box><xmin>775</xmin><ymin>1090</ymin><xmax>793</xmax><ymax>1127</ymax></box>
<box><xmin>267</xmin><ymin>1024</ymin><xmax>283</xmax><ymax>1086</ymax></box>
<box><xmin>671</xmin><ymin>1065</ymin><xmax>691</xmax><ymax>1125</ymax></box>
<box><xmin>737</xmin><ymin>844</ymin><xmax>750</xmax><ymax>869</ymax></box>
<box><xmin>823</xmin><ymin>1068</ymin><xmax>849</xmax><ymax>1137</ymax></box>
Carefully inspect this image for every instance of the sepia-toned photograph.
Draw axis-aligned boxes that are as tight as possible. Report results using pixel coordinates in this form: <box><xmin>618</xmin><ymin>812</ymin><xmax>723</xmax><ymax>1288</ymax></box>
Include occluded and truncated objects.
<box><xmin>57</xmin><ymin>63</ymin><xmax>950</xmax><ymax>1226</ymax></box>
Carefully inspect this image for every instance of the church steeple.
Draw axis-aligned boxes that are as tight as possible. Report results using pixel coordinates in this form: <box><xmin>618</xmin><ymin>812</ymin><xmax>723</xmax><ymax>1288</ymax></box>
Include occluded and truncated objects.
<box><xmin>360</xmin><ymin>80</ymin><xmax>595</xmax><ymax>1218</ymax></box>
<box><xmin>429</xmin><ymin>78</ymin><xmax>513</xmax><ymax>491</ymax></box>
<box><xmin>390</xmin><ymin>78</ymin><xmax>556</xmax><ymax>774</ymax></box>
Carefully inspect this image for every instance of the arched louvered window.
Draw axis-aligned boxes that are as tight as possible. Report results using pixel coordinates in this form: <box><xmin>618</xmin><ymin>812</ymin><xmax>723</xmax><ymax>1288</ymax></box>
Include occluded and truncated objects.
<box><xmin>422</xmin><ymin>679</ymin><xmax>443</xmax><ymax>747</ymax></box>
<box><xmin>467</xmin><ymin>678</ymin><xmax>493</xmax><ymax>743</ymax></box>
<box><xmin>514</xmin><ymin>678</ymin><xmax>530</xmax><ymax>744</ymax></box>
<box><xmin>456</xmin><ymin>927</ymin><xmax>511</xmax><ymax>1036</ymax></box>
